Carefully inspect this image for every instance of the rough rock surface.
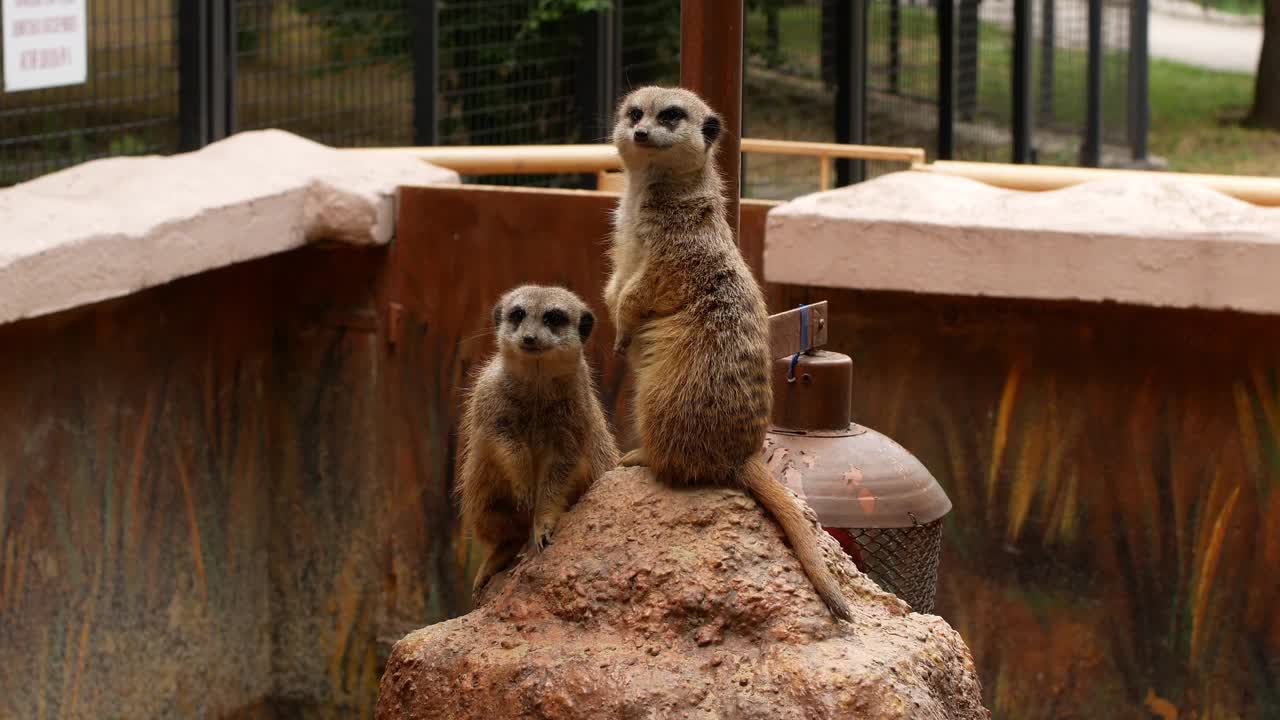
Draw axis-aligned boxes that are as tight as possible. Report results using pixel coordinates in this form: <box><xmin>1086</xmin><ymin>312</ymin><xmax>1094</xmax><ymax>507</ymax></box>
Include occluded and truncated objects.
<box><xmin>377</xmin><ymin>468</ymin><xmax>988</xmax><ymax>720</ymax></box>
<box><xmin>766</xmin><ymin>170</ymin><xmax>1280</xmax><ymax>315</ymax></box>
<box><xmin>0</xmin><ymin>129</ymin><xmax>458</xmax><ymax>325</ymax></box>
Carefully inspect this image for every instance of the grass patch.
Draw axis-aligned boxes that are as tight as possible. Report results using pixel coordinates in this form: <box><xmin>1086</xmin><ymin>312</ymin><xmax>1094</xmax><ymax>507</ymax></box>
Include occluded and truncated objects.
<box><xmin>746</xmin><ymin>4</ymin><xmax>825</xmax><ymax>76</ymax></box>
<box><xmin>1146</xmin><ymin>59</ymin><xmax>1278</xmax><ymax>175</ymax></box>
<box><xmin>1199</xmin><ymin>0</ymin><xmax>1263</xmax><ymax>15</ymax></box>
<box><xmin>745</xmin><ymin>4</ymin><xmax>1278</xmax><ymax>177</ymax></box>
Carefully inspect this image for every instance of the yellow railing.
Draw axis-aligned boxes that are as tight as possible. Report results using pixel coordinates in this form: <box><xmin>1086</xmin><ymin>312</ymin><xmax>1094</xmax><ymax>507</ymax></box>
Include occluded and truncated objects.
<box><xmin>917</xmin><ymin>160</ymin><xmax>1280</xmax><ymax>207</ymax></box>
<box><xmin>355</xmin><ymin>139</ymin><xmax>925</xmax><ymax>194</ymax></box>
<box><xmin>351</xmin><ymin>140</ymin><xmax>1280</xmax><ymax>206</ymax></box>
<box><xmin>741</xmin><ymin>139</ymin><xmax>926</xmax><ymax>192</ymax></box>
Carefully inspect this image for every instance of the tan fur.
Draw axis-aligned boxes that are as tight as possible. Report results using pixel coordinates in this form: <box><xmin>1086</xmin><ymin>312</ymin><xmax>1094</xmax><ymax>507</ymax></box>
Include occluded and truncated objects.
<box><xmin>605</xmin><ymin>86</ymin><xmax>852</xmax><ymax>622</ymax></box>
<box><xmin>456</xmin><ymin>285</ymin><xmax>620</xmax><ymax>599</ymax></box>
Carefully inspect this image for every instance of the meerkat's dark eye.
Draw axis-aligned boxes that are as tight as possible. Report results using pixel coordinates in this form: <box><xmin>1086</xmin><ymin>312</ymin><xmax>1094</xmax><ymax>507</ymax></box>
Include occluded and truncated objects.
<box><xmin>542</xmin><ymin>308</ymin><xmax>569</xmax><ymax>329</ymax></box>
<box><xmin>507</xmin><ymin>306</ymin><xmax>526</xmax><ymax>324</ymax></box>
<box><xmin>657</xmin><ymin>106</ymin><xmax>687</xmax><ymax>125</ymax></box>
<box><xmin>627</xmin><ymin>107</ymin><xmax>643</xmax><ymax>123</ymax></box>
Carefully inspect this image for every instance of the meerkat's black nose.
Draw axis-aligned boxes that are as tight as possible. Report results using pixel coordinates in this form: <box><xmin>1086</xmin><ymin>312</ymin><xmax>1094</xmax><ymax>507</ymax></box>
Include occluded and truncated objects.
<box><xmin>521</xmin><ymin>335</ymin><xmax>537</xmax><ymax>347</ymax></box>
<box><xmin>633</xmin><ymin>128</ymin><xmax>649</xmax><ymax>142</ymax></box>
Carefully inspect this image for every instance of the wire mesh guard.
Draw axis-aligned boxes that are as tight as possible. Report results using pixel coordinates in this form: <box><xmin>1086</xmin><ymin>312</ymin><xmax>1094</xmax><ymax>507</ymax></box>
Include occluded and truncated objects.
<box><xmin>826</xmin><ymin>519</ymin><xmax>943</xmax><ymax>614</ymax></box>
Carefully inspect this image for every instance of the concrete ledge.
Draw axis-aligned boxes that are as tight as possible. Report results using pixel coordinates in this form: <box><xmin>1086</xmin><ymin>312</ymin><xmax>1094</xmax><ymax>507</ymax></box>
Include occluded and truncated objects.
<box><xmin>765</xmin><ymin>171</ymin><xmax>1280</xmax><ymax>315</ymax></box>
<box><xmin>0</xmin><ymin>129</ymin><xmax>458</xmax><ymax>325</ymax></box>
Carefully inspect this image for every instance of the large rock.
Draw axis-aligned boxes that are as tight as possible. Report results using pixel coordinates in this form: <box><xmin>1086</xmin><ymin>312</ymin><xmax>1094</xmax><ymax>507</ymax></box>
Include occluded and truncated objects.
<box><xmin>0</xmin><ymin>129</ymin><xmax>458</xmax><ymax>325</ymax></box>
<box><xmin>377</xmin><ymin>468</ymin><xmax>988</xmax><ymax>719</ymax></box>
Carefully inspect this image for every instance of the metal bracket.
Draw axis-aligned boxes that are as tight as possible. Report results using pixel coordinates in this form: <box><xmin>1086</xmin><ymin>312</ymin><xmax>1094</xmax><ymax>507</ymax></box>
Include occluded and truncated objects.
<box><xmin>387</xmin><ymin>302</ymin><xmax>405</xmax><ymax>350</ymax></box>
<box><xmin>769</xmin><ymin>300</ymin><xmax>828</xmax><ymax>361</ymax></box>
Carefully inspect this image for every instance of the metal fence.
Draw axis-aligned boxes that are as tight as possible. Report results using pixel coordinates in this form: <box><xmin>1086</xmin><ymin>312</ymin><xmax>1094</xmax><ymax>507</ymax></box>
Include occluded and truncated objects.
<box><xmin>234</xmin><ymin>0</ymin><xmax>414</xmax><ymax>147</ymax></box>
<box><xmin>0</xmin><ymin>0</ymin><xmax>181</xmax><ymax>185</ymax></box>
<box><xmin>1</xmin><ymin>0</ymin><xmax>1148</xmax><ymax>191</ymax></box>
<box><xmin>619</xmin><ymin>0</ymin><xmax>680</xmax><ymax>92</ymax></box>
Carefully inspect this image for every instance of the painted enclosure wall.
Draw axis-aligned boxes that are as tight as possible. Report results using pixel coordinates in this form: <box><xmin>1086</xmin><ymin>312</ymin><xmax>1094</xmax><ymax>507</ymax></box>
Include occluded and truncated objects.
<box><xmin>3</xmin><ymin>184</ymin><xmax>1276</xmax><ymax>719</ymax></box>
<box><xmin>0</xmin><ymin>243</ymin><xmax>467</xmax><ymax>718</ymax></box>
<box><xmin>0</xmin><ymin>186</ymin><xmax>668</xmax><ymax>718</ymax></box>
<box><xmin>769</xmin><ymin>286</ymin><xmax>1280</xmax><ymax>720</ymax></box>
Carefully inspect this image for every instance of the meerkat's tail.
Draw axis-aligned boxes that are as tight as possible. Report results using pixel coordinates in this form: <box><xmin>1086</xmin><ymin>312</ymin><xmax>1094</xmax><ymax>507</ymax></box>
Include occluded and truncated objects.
<box><xmin>739</xmin><ymin>458</ymin><xmax>853</xmax><ymax>622</ymax></box>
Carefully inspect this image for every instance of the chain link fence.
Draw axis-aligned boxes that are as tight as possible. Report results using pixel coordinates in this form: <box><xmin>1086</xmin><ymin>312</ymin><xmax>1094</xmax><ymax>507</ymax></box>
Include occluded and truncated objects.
<box><xmin>234</xmin><ymin>0</ymin><xmax>413</xmax><ymax>147</ymax></box>
<box><xmin>1</xmin><ymin>0</ymin><xmax>181</xmax><ymax>186</ymax></box>
<box><xmin>950</xmin><ymin>0</ymin><xmax>1134</xmax><ymax>164</ymax></box>
<box><xmin>437</xmin><ymin>0</ymin><xmax>589</xmax><ymax>185</ymax></box>
<box><xmin>1</xmin><ymin>0</ymin><xmax>1146</xmax><ymax>190</ymax></box>
<box><xmin>619</xmin><ymin>0</ymin><xmax>680</xmax><ymax>91</ymax></box>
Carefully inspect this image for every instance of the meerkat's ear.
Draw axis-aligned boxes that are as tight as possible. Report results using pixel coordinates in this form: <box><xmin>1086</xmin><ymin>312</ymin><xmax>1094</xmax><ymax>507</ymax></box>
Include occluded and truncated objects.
<box><xmin>492</xmin><ymin>300</ymin><xmax>504</xmax><ymax>327</ymax></box>
<box><xmin>578</xmin><ymin>310</ymin><xmax>595</xmax><ymax>342</ymax></box>
<box><xmin>702</xmin><ymin>114</ymin><xmax>722</xmax><ymax>146</ymax></box>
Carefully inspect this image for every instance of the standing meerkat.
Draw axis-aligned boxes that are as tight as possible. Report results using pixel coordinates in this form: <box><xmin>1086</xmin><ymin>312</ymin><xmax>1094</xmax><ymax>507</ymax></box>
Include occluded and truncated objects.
<box><xmin>456</xmin><ymin>285</ymin><xmax>620</xmax><ymax>598</ymax></box>
<box><xmin>605</xmin><ymin>86</ymin><xmax>853</xmax><ymax>622</ymax></box>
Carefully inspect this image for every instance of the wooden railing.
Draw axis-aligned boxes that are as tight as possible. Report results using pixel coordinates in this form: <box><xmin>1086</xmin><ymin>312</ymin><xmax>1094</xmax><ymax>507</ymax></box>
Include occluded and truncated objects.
<box><xmin>355</xmin><ymin>139</ymin><xmax>926</xmax><ymax>194</ymax></box>
<box><xmin>351</xmin><ymin>140</ymin><xmax>1280</xmax><ymax>206</ymax></box>
<box><xmin>917</xmin><ymin>161</ymin><xmax>1280</xmax><ymax>207</ymax></box>
<box><xmin>740</xmin><ymin>139</ymin><xmax>926</xmax><ymax>192</ymax></box>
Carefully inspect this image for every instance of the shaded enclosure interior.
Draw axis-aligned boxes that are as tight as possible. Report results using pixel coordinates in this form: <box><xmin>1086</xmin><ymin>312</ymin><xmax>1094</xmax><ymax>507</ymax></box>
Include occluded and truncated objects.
<box><xmin>1</xmin><ymin>185</ymin><xmax>1277</xmax><ymax>719</ymax></box>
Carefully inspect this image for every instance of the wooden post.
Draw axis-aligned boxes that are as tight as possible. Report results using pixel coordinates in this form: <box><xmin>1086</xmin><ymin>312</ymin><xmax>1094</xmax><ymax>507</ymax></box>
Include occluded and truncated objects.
<box><xmin>680</xmin><ymin>0</ymin><xmax>744</xmax><ymax>244</ymax></box>
<box><xmin>818</xmin><ymin>156</ymin><xmax>833</xmax><ymax>192</ymax></box>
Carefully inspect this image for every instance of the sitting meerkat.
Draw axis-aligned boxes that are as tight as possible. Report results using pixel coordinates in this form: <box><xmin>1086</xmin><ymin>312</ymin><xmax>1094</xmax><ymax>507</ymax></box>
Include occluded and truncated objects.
<box><xmin>456</xmin><ymin>285</ymin><xmax>620</xmax><ymax>598</ymax></box>
<box><xmin>604</xmin><ymin>86</ymin><xmax>853</xmax><ymax>622</ymax></box>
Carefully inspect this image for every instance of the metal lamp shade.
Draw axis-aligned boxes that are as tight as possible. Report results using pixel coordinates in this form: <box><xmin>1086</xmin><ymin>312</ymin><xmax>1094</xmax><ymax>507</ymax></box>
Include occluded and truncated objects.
<box><xmin>766</xmin><ymin>350</ymin><xmax>951</xmax><ymax>613</ymax></box>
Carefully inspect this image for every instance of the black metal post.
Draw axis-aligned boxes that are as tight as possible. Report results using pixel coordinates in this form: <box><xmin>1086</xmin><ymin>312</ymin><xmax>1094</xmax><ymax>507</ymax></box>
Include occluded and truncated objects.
<box><xmin>1083</xmin><ymin>0</ymin><xmax>1103</xmax><ymax>166</ymax></box>
<box><xmin>211</xmin><ymin>0</ymin><xmax>235</xmax><ymax>140</ymax></box>
<box><xmin>178</xmin><ymin>0</ymin><xmax>208</xmax><ymax>151</ymax></box>
<box><xmin>577</xmin><ymin>7</ymin><xmax>617</xmax><ymax>187</ymax></box>
<box><xmin>1039</xmin><ymin>0</ymin><xmax>1055</xmax><ymax>122</ymax></box>
<box><xmin>612</xmin><ymin>1</ymin><xmax>625</xmax><ymax>109</ymax></box>
<box><xmin>957</xmin><ymin>0</ymin><xmax>979</xmax><ymax>121</ymax></box>
<box><xmin>937</xmin><ymin>0</ymin><xmax>955</xmax><ymax>159</ymax></box>
<box><xmin>413</xmin><ymin>0</ymin><xmax>439</xmax><ymax>146</ymax></box>
<box><xmin>821</xmin><ymin>0</ymin><xmax>838</xmax><ymax>86</ymax></box>
<box><xmin>1127</xmin><ymin>0</ymin><xmax>1150</xmax><ymax>163</ymax></box>
<box><xmin>1012</xmin><ymin>0</ymin><xmax>1033</xmax><ymax>163</ymax></box>
<box><xmin>179</xmin><ymin>0</ymin><xmax>235</xmax><ymax>151</ymax></box>
<box><xmin>577</xmin><ymin>8</ymin><xmax>617</xmax><ymax>143</ymax></box>
<box><xmin>889</xmin><ymin>0</ymin><xmax>902</xmax><ymax>94</ymax></box>
<box><xmin>835</xmin><ymin>0</ymin><xmax>868</xmax><ymax>185</ymax></box>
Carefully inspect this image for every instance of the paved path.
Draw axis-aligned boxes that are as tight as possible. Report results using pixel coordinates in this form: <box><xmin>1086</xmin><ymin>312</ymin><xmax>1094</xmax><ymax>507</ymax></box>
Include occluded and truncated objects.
<box><xmin>1149</xmin><ymin>10</ymin><xmax>1260</xmax><ymax>73</ymax></box>
<box><xmin>978</xmin><ymin>0</ymin><xmax>1261</xmax><ymax>75</ymax></box>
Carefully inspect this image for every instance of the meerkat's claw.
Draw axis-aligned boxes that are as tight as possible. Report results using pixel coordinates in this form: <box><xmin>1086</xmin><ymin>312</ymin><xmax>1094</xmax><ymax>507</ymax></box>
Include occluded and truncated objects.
<box><xmin>471</xmin><ymin>570</ymin><xmax>495</xmax><ymax>602</ymax></box>
<box><xmin>618</xmin><ymin>448</ymin><xmax>648</xmax><ymax>467</ymax></box>
<box><xmin>531</xmin><ymin>516</ymin><xmax>558</xmax><ymax>552</ymax></box>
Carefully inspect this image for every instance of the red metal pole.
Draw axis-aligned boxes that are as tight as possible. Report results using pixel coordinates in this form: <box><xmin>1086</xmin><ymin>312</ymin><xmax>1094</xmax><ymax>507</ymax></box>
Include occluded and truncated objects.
<box><xmin>680</xmin><ymin>0</ymin><xmax>744</xmax><ymax>243</ymax></box>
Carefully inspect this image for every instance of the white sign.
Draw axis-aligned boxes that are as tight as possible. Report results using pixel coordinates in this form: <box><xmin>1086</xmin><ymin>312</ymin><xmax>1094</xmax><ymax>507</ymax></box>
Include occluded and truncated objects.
<box><xmin>3</xmin><ymin>0</ymin><xmax>87</xmax><ymax>92</ymax></box>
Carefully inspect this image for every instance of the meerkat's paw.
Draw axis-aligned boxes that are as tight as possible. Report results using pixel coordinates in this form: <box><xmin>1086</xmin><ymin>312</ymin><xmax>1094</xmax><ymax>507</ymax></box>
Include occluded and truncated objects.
<box><xmin>471</xmin><ymin>569</ymin><xmax>496</xmax><ymax>601</ymax></box>
<box><xmin>530</xmin><ymin>514</ymin><xmax>560</xmax><ymax>552</ymax></box>
<box><xmin>618</xmin><ymin>448</ymin><xmax>648</xmax><ymax>467</ymax></box>
<box><xmin>470</xmin><ymin>541</ymin><xmax>521</xmax><ymax>603</ymax></box>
